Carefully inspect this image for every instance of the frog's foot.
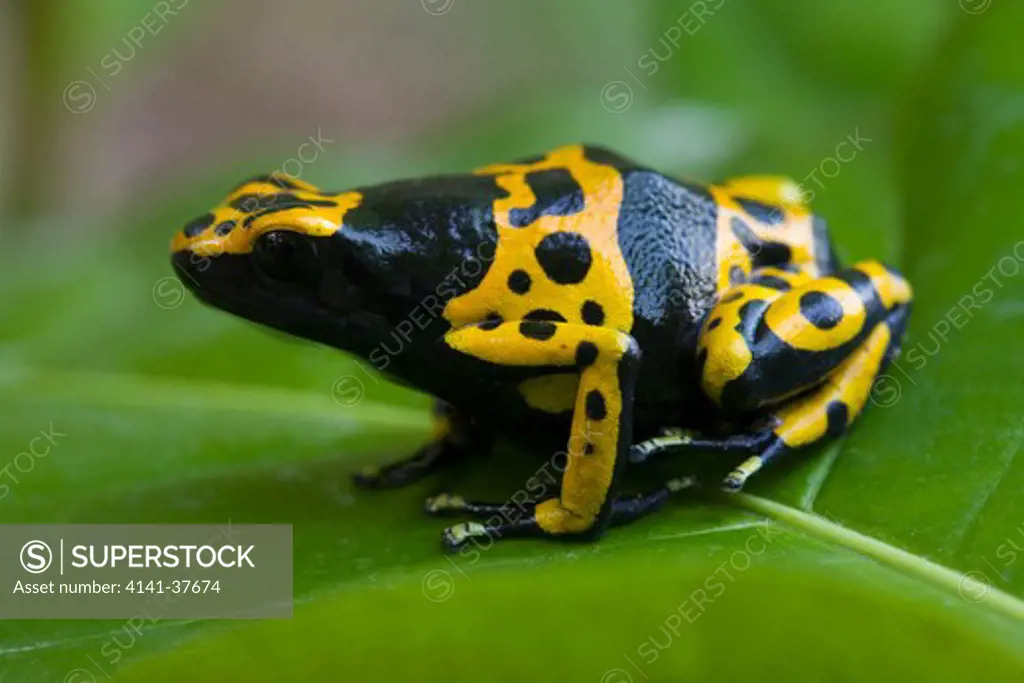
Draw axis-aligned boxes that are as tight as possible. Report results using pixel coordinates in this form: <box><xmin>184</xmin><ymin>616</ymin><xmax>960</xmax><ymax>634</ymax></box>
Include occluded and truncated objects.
<box><xmin>424</xmin><ymin>492</ymin><xmax>475</xmax><ymax>515</ymax></box>
<box><xmin>432</xmin><ymin>477</ymin><xmax>698</xmax><ymax>552</ymax></box>
<box><xmin>629</xmin><ymin>430</ymin><xmax>774</xmax><ymax>465</ymax></box>
<box><xmin>721</xmin><ymin>454</ymin><xmax>769</xmax><ymax>492</ymax></box>
<box><xmin>429</xmin><ymin>495</ymin><xmax>563</xmax><ymax>552</ymax></box>
<box><xmin>353</xmin><ymin>401</ymin><xmax>492</xmax><ymax>489</ymax></box>
<box><xmin>440</xmin><ymin>522</ymin><xmax>490</xmax><ymax>553</ymax></box>
<box><xmin>352</xmin><ymin>441</ymin><xmax>462</xmax><ymax>489</ymax></box>
<box><xmin>440</xmin><ymin>515</ymin><xmax>547</xmax><ymax>553</ymax></box>
<box><xmin>438</xmin><ymin>514</ymin><xmax>549</xmax><ymax>553</ymax></box>
<box><xmin>425</xmin><ymin>492</ymin><xmax>538</xmax><ymax>521</ymax></box>
<box><xmin>629</xmin><ymin>429</ymin><xmax>697</xmax><ymax>463</ymax></box>
<box><xmin>630</xmin><ymin>424</ymin><xmax>788</xmax><ymax>490</ymax></box>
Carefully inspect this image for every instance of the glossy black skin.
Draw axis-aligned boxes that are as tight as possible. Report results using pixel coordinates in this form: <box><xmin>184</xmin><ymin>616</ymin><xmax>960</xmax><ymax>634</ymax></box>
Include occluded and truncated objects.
<box><xmin>172</xmin><ymin>147</ymin><xmax>822</xmax><ymax>452</ymax></box>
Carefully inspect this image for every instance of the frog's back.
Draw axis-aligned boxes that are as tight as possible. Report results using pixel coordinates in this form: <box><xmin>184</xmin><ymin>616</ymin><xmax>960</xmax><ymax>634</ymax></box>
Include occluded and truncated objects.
<box><xmin>588</xmin><ymin>148</ymin><xmax>719</xmax><ymax>343</ymax></box>
<box><xmin>432</xmin><ymin>145</ymin><xmax>719</xmax><ymax>337</ymax></box>
<box><xmin>576</xmin><ymin>147</ymin><xmax>721</xmax><ymax>422</ymax></box>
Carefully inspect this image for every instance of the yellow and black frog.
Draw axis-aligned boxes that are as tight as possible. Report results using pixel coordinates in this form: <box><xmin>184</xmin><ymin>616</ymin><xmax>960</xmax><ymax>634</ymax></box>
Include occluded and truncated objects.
<box><xmin>170</xmin><ymin>145</ymin><xmax>911</xmax><ymax>552</ymax></box>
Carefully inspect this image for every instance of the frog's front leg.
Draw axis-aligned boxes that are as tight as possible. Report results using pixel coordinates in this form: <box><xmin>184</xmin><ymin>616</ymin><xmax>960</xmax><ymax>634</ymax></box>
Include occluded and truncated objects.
<box><xmin>427</xmin><ymin>476</ymin><xmax>697</xmax><ymax>529</ymax></box>
<box><xmin>352</xmin><ymin>401</ymin><xmax>491</xmax><ymax>489</ymax></box>
<box><xmin>435</xmin><ymin>321</ymin><xmax>640</xmax><ymax>552</ymax></box>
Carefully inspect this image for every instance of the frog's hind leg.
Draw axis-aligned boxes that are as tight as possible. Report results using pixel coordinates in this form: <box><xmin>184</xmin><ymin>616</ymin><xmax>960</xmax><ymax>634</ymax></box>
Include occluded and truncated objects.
<box><xmin>700</xmin><ymin>260</ymin><xmax>911</xmax><ymax>412</ymax></box>
<box><xmin>352</xmin><ymin>401</ymin><xmax>491</xmax><ymax>489</ymax></box>
<box><xmin>719</xmin><ymin>302</ymin><xmax>909</xmax><ymax>490</ymax></box>
<box><xmin>637</xmin><ymin>261</ymin><xmax>911</xmax><ymax>490</ymax></box>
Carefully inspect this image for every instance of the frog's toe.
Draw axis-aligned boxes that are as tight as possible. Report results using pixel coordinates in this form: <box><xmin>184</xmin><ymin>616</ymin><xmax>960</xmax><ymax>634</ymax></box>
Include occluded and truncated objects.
<box><xmin>657</xmin><ymin>426</ymin><xmax>701</xmax><ymax>439</ymax></box>
<box><xmin>423</xmin><ymin>492</ymin><xmax>468</xmax><ymax>516</ymax></box>
<box><xmin>720</xmin><ymin>473</ymin><xmax>745</xmax><ymax>492</ymax></box>
<box><xmin>441</xmin><ymin>522</ymin><xmax>489</xmax><ymax>553</ymax></box>
<box><xmin>721</xmin><ymin>456</ymin><xmax>765</xmax><ymax>492</ymax></box>
<box><xmin>351</xmin><ymin>463</ymin><xmax>416</xmax><ymax>489</ymax></box>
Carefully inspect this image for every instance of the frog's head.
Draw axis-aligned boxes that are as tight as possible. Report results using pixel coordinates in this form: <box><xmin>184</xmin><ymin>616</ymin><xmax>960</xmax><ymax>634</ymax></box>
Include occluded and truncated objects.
<box><xmin>169</xmin><ymin>174</ymin><xmax>396</xmax><ymax>357</ymax></box>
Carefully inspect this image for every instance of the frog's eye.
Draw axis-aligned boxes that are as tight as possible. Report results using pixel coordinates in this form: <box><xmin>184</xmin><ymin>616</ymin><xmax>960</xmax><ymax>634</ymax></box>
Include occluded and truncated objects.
<box><xmin>252</xmin><ymin>230</ymin><xmax>319</xmax><ymax>282</ymax></box>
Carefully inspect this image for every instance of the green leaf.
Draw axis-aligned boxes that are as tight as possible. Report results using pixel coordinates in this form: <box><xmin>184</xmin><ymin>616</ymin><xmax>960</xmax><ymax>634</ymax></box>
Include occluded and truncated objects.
<box><xmin>4</xmin><ymin>5</ymin><xmax>1024</xmax><ymax>681</ymax></box>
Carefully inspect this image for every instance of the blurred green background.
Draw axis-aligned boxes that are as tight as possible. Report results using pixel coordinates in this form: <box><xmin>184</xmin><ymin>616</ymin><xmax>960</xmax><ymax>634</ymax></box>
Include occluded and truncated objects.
<box><xmin>2</xmin><ymin>1</ymin><xmax>1024</xmax><ymax>681</ymax></box>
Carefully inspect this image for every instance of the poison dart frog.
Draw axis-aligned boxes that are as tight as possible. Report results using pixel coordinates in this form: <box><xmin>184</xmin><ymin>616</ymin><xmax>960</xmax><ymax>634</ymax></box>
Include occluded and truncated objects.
<box><xmin>170</xmin><ymin>145</ymin><xmax>912</xmax><ymax>552</ymax></box>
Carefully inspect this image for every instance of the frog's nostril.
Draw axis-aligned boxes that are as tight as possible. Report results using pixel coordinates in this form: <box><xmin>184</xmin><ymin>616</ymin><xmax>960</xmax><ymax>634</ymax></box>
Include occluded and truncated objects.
<box><xmin>214</xmin><ymin>219</ymin><xmax>237</xmax><ymax>237</ymax></box>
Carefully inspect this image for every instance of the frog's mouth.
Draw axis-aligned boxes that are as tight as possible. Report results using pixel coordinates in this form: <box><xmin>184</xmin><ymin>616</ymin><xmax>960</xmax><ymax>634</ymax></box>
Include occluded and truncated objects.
<box><xmin>171</xmin><ymin>250</ymin><xmax>251</xmax><ymax>308</ymax></box>
<box><xmin>170</xmin><ymin>250</ymin><xmax>410</xmax><ymax>358</ymax></box>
